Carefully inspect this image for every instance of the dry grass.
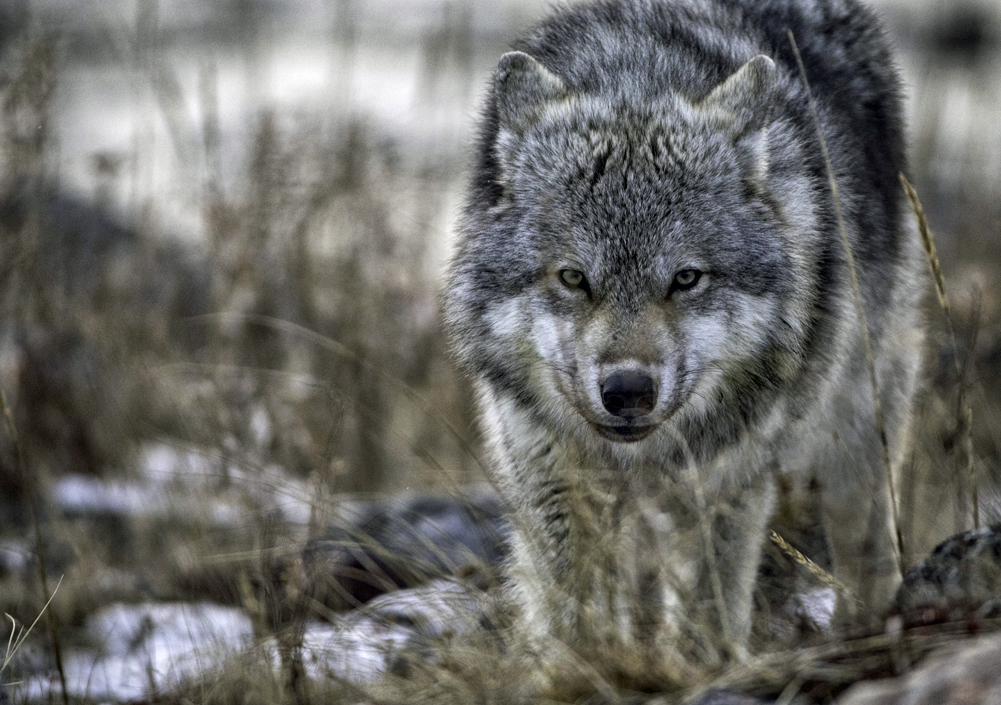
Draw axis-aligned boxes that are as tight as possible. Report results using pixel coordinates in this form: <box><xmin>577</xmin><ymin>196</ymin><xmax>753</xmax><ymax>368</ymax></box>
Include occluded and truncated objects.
<box><xmin>901</xmin><ymin>173</ymin><xmax>979</xmax><ymax>531</ymax></box>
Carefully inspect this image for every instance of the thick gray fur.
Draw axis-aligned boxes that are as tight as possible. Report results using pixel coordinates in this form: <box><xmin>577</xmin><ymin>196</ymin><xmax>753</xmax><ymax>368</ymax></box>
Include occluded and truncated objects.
<box><xmin>443</xmin><ymin>0</ymin><xmax>924</xmax><ymax>676</ymax></box>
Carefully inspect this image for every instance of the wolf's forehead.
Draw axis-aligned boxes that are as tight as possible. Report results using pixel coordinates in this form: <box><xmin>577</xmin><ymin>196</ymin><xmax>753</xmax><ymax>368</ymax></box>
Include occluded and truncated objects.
<box><xmin>531</xmin><ymin>119</ymin><xmax>716</xmax><ymax>231</ymax></box>
<box><xmin>520</xmin><ymin>105</ymin><xmax>746</xmax><ymax>263</ymax></box>
<box><xmin>544</xmin><ymin>114</ymin><xmax>703</xmax><ymax>180</ymax></box>
<box><xmin>522</xmin><ymin>105</ymin><xmax>732</xmax><ymax>222</ymax></box>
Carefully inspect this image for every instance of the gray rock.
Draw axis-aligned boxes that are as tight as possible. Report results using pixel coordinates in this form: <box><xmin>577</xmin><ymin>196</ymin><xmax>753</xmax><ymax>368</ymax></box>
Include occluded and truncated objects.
<box><xmin>304</xmin><ymin>488</ymin><xmax>509</xmax><ymax>610</ymax></box>
<box><xmin>893</xmin><ymin>525</ymin><xmax>1001</xmax><ymax>624</ymax></box>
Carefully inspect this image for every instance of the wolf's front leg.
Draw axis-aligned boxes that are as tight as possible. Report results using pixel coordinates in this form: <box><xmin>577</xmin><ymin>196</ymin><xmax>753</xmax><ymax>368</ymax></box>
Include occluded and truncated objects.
<box><xmin>478</xmin><ymin>386</ymin><xmax>688</xmax><ymax>673</ymax></box>
<box><xmin>693</xmin><ymin>471</ymin><xmax>776</xmax><ymax>659</ymax></box>
<box><xmin>476</xmin><ymin>387</ymin><xmax>593</xmax><ymax>645</ymax></box>
<box><xmin>817</xmin><ymin>401</ymin><xmax>903</xmax><ymax>624</ymax></box>
<box><xmin>820</xmin><ymin>452</ymin><xmax>902</xmax><ymax>624</ymax></box>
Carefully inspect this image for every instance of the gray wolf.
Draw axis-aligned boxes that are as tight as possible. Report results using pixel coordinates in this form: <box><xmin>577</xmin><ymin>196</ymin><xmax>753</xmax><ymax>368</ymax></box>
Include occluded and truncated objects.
<box><xmin>443</xmin><ymin>0</ymin><xmax>923</xmax><ymax>675</ymax></box>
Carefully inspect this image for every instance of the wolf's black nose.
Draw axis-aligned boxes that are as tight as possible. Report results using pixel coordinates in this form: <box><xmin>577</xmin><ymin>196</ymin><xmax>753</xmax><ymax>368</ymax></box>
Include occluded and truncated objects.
<box><xmin>601</xmin><ymin>371</ymin><xmax>657</xmax><ymax>418</ymax></box>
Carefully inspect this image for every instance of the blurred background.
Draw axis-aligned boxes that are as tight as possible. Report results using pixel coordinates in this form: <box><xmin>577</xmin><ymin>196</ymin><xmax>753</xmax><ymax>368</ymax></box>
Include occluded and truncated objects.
<box><xmin>0</xmin><ymin>0</ymin><xmax>999</xmax><ymax>701</ymax></box>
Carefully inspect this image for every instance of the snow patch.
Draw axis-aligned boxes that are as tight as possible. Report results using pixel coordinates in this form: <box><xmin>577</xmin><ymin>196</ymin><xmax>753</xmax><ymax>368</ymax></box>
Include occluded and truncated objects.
<box><xmin>22</xmin><ymin>603</ymin><xmax>253</xmax><ymax>703</ymax></box>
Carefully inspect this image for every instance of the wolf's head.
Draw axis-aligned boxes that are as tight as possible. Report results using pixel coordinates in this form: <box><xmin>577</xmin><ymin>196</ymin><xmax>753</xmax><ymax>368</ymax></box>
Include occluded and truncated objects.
<box><xmin>445</xmin><ymin>51</ymin><xmax>820</xmax><ymax>461</ymax></box>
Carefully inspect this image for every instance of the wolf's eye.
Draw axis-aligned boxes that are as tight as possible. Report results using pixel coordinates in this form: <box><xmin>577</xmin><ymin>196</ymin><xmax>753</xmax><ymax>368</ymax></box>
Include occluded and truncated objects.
<box><xmin>559</xmin><ymin>268</ymin><xmax>587</xmax><ymax>290</ymax></box>
<box><xmin>671</xmin><ymin>269</ymin><xmax>702</xmax><ymax>292</ymax></box>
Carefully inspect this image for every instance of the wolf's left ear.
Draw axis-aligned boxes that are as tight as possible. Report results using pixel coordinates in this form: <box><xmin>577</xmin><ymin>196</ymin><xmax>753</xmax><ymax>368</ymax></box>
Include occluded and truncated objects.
<box><xmin>494</xmin><ymin>51</ymin><xmax>568</xmax><ymax>133</ymax></box>
<box><xmin>695</xmin><ymin>54</ymin><xmax>778</xmax><ymax>139</ymax></box>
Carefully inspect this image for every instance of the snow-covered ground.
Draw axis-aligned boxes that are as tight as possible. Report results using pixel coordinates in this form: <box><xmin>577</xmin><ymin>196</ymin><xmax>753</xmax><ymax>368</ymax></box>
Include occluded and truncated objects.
<box><xmin>13</xmin><ymin>579</ymin><xmax>493</xmax><ymax>701</ymax></box>
<box><xmin>22</xmin><ymin>602</ymin><xmax>253</xmax><ymax>703</ymax></box>
<box><xmin>5</xmin><ymin>443</ymin><xmax>500</xmax><ymax>700</ymax></box>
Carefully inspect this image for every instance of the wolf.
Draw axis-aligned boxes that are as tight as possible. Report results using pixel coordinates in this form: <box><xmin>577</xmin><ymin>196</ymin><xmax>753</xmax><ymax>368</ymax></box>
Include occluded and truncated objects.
<box><xmin>443</xmin><ymin>0</ymin><xmax>923</xmax><ymax>675</ymax></box>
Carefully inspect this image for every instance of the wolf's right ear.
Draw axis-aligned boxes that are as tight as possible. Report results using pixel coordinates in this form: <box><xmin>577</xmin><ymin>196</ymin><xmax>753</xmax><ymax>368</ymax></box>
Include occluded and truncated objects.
<box><xmin>696</xmin><ymin>54</ymin><xmax>778</xmax><ymax>138</ymax></box>
<box><xmin>494</xmin><ymin>51</ymin><xmax>568</xmax><ymax>133</ymax></box>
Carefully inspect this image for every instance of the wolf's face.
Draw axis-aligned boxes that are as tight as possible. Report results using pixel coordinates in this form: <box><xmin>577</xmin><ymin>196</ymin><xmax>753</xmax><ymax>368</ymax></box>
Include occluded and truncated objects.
<box><xmin>447</xmin><ymin>53</ymin><xmax>816</xmax><ymax>458</ymax></box>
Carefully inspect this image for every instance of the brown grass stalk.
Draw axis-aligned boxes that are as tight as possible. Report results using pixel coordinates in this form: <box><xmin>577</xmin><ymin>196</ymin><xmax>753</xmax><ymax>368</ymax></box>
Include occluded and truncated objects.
<box><xmin>769</xmin><ymin>531</ymin><xmax>858</xmax><ymax>608</ymax></box>
<box><xmin>2</xmin><ymin>576</ymin><xmax>63</xmax><ymax>674</ymax></box>
<box><xmin>899</xmin><ymin>173</ymin><xmax>978</xmax><ymax>530</ymax></box>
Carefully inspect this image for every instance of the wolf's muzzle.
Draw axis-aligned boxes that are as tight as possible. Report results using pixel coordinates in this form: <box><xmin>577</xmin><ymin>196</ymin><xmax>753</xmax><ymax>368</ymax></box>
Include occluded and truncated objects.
<box><xmin>600</xmin><ymin>370</ymin><xmax>657</xmax><ymax>418</ymax></box>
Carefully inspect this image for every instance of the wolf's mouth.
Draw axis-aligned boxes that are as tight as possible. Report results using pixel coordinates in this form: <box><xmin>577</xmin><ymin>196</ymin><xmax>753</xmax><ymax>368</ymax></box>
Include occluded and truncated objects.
<box><xmin>592</xmin><ymin>422</ymin><xmax>657</xmax><ymax>443</ymax></box>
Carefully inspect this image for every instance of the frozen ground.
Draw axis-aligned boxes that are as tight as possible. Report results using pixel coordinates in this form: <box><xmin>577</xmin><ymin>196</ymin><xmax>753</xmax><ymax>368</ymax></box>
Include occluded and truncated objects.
<box><xmin>6</xmin><ymin>442</ymin><xmax>500</xmax><ymax>700</ymax></box>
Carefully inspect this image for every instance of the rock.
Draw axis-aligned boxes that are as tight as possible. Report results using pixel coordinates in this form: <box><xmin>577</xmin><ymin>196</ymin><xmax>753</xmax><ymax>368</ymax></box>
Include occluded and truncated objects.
<box><xmin>305</xmin><ymin>578</ymin><xmax>503</xmax><ymax>683</ymax></box>
<box><xmin>893</xmin><ymin>525</ymin><xmax>1001</xmax><ymax>624</ymax></box>
<box><xmin>838</xmin><ymin>633</ymin><xmax>1001</xmax><ymax>705</ymax></box>
<box><xmin>304</xmin><ymin>487</ymin><xmax>509</xmax><ymax>609</ymax></box>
